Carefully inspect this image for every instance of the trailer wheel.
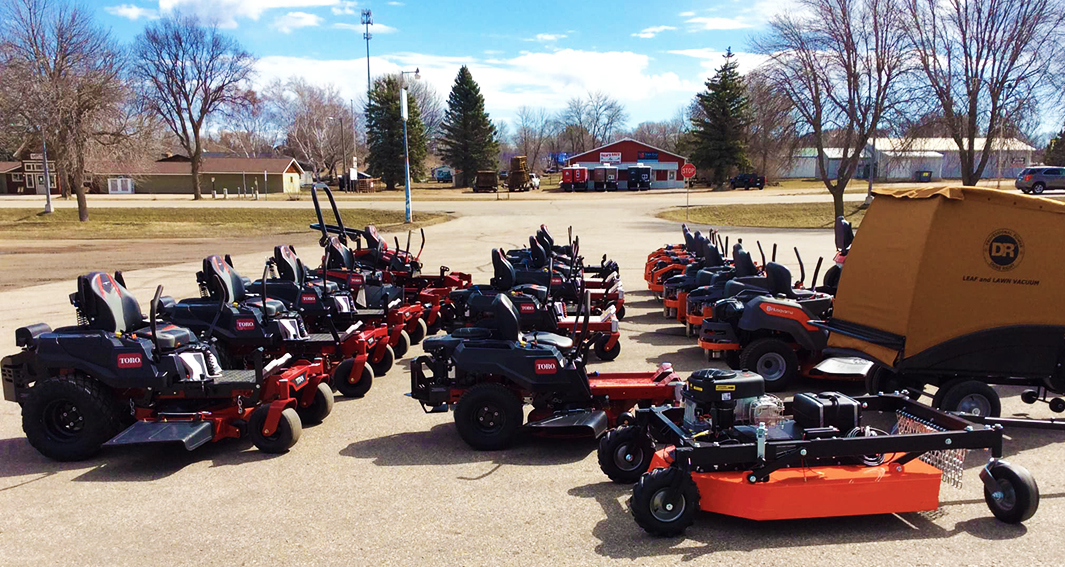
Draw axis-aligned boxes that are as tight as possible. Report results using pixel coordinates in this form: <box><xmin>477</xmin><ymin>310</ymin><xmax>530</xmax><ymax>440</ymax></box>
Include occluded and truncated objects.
<box><xmin>369</xmin><ymin>345</ymin><xmax>395</xmax><ymax>377</ymax></box>
<box><xmin>297</xmin><ymin>382</ymin><xmax>335</xmax><ymax>423</ymax></box>
<box><xmin>393</xmin><ymin>330</ymin><xmax>411</xmax><ymax>358</ymax></box>
<box><xmin>984</xmin><ymin>461</ymin><xmax>1039</xmax><ymax>523</ymax></box>
<box><xmin>934</xmin><ymin>380</ymin><xmax>1001</xmax><ymax>418</ymax></box>
<box><xmin>333</xmin><ymin>359</ymin><xmax>374</xmax><ymax>398</ymax></box>
<box><xmin>598</xmin><ymin>426</ymin><xmax>654</xmax><ymax>484</ymax></box>
<box><xmin>594</xmin><ymin>336</ymin><xmax>621</xmax><ymax>361</ymax></box>
<box><xmin>740</xmin><ymin>338</ymin><xmax>798</xmax><ymax>392</ymax></box>
<box><xmin>631</xmin><ymin>467</ymin><xmax>700</xmax><ymax>536</ymax></box>
<box><xmin>409</xmin><ymin>318</ymin><xmax>428</xmax><ymax>345</ymax></box>
<box><xmin>454</xmin><ymin>383</ymin><xmax>523</xmax><ymax>450</ymax></box>
<box><xmin>865</xmin><ymin>367</ymin><xmax>921</xmax><ymax>400</ymax></box>
<box><xmin>22</xmin><ymin>374</ymin><xmax>124</xmax><ymax>462</ymax></box>
<box><xmin>249</xmin><ymin>406</ymin><xmax>301</xmax><ymax>453</ymax></box>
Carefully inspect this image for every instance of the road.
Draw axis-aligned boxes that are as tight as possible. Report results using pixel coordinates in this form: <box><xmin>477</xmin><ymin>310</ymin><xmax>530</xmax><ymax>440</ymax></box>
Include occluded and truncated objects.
<box><xmin>0</xmin><ymin>189</ymin><xmax>1059</xmax><ymax>567</ymax></box>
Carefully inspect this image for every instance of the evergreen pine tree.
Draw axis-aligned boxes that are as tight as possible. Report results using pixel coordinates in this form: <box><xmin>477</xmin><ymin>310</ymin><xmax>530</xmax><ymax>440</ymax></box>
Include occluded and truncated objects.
<box><xmin>438</xmin><ymin>66</ymin><xmax>498</xmax><ymax>187</ymax></box>
<box><xmin>1045</xmin><ymin>128</ymin><xmax>1065</xmax><ymax>167</ymax></box>
<box><xmin>365</xmin><ymin>75</ymin><xmax>427</xmax><ymax>190</ymax></box>
<box><xmin>691</xmin><ymin>48</ymin><xmax>751</xmax><ymax>185</ymax></box>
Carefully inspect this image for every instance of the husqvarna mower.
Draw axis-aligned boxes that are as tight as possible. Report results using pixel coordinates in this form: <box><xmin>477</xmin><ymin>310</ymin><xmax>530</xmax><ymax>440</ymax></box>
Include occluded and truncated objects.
<box><xmin>409</xmin><ymin>293</ymin><xmax>678</xmax><ymax>450</ymax></box>
<box><xmin>2</xmin><ymin>273</ymin><xmax>327</xmax><ymax>461</ymax></box>
<box><xmin>600</xmin><ymin>369</ymin><xmax>1039</xmax><ymax>536</ymax></box>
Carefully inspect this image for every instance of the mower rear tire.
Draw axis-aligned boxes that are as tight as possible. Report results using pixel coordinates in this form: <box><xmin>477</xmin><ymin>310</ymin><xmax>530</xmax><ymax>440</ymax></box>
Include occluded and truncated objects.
<box><xmin>934</xmin><ymin>379</ymin><xmax>1001</xmax><ymax>418</ymax></box>
<box><xmin>740</xmin><ymin>338</ymin><xmax>798</xmax><ymax>392</ymax></box>
<box><xmin>298</xmin><ymin>382</ymin><xmax>335</xmax><ymax>424</ymax></box>
<box><xmin>631</xmin><ymin>467</ymin><xmax>700</xmax><ymax>537</ymax></box>
<box><xmin>22</xmin><ymin>374</ymin><xmax>124</xmax><ymax>462</ymax></box>
<box><xmin>594</xmin><ymin>336</ymin><xmax>621</xmax><ymax>361</ymax></box>
<box><xmin>454</xmin><ymin>383</ymin><xmax>523</xmax><ymax>450</ymax></box>
<box><xmin>984</xmin><ymin>461</ymin><xmax>1039</xmax><ymax>523</ymax></box>
<box><xmin>334</xmin><ymin>359</ymin><xmax>374</xmax><ymax>398</ymax></box>
<box><xmin>249</xmin><ymin>406</ymin><xmax>301</xmax><ymax>453</ymax></box>
<box><xmin>370</xmin><ymin>345</ymin><xmax>395</xmax><ymax>377</ymax></box>
<box><xmin>393</xmin><ymin>330</ymin><xmax>411</xmax><ymax>358</ymax></box>
<box><xmin>409</xmin><ymin>318</ymin><xmax>428</xmax><ymax>345</ymax></box>
<box><xmin>598</xmin><ymin>426</ymin><xmax>654</xmax><ymax>484</ymax></box>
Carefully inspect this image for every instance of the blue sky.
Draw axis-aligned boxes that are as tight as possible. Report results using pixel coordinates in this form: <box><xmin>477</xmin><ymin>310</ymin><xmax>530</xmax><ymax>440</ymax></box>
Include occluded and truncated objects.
<box><xmin>96</xmin><ymin>0</ymin><xmax>785</xmax><ymax>127</ymax></box>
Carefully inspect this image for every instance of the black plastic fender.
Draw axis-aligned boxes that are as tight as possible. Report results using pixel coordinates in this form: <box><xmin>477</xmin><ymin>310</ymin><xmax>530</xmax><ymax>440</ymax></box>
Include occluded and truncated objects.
<box><xmin>737</xmin><ymin>296</ymin><xmax>828</xmax><ymax>352</ymax></box>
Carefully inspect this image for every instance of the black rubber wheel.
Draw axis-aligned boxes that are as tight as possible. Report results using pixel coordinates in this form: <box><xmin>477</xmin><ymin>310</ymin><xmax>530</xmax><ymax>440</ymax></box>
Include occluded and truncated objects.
<box><xmin>297</xmin><ymin>382</ymin><xmax>335</xmax><ymax>424</ymax></box>
<box><xmin>22</xmin><ymin>375</ymin><xmax>124</xmax><ymax>462</ymax></box>
<box><xmin>598</xmin><ymin>426</ymin><xmax>654</xmax><ymax>484</ymax></box>
<box><xmin>370</xmin><ymin>344</ymin><xmax>395</xmax><ymax>377</ymax></box>
<box><xmin>594</xmin><ymin>336</ymin><xmax>622</xmax><ymax>361</ymax></box>
<box><xmin>822</xmin><ymin>265</ymin><xmax>842</xmax><ymax>289</ymax></box>
<box><xmin>864</xmin><ymin>366</ymin><xmax>922</xmax><ymax>400</ymax></box>
<box><xmin>248</xmin><ymin>405</ymin><xmax>302</xmax><ymax>453</ymax></box>
<box><xmin>984</xmin><ymin>461</ymin><xmax>1039</xmax><ymax>523</ymax></box>
<box><xmin>614</xmin><ymin>304</ymin><xmax>626</xmax><ymax>320</ymax></box>
<box><xmin>1032</xmin><ymin>182</ymin><xmax>1046</xmax><ymax>195</ymax></box>
<box><xmin>631</xmin><ymin>467</ymin><xmax>700</xmax><ymax>537</ymax></box>
<box><xmin>724</xmin><ymin>350</ymin><xmax>741</xmax><ymax>369</ymax></box>
<box><xmin>934</xmin><ymin>379</ymin><xmax>1001</xmax><ymax>418</ymax></box>
<box><xmin>408</xmin><ymin>318</ymin><xmax>428</xmax><ymax>345</ymax></box>
<box><xmin>740</xmin><ymin>338</ymin><xmax>799</xmax><ymax>392</ymax></box>
<box><xmin>1050</xmin><ymin>398</ymin><xmax>1065</xmax><ymax>413</ymax></box>
<box><xmin>1020</xmin><ymin>389</ymin><xmax>1040</xmax><ymax>404</ymax></box>
<box><xmin>453</xmin><ymin>383</ymin><xmax>523</xmax><ymax>450</ymax></box>
<box><xmin>333</xmin><ymin>358</ymin><xmax>374</xmax><ymax>397</ymax></box>
<box><xmin>393</xmin><ymin>330</ymin><xmax>411</xmax><ymax>358</ymax></box>
<box><xmin>1021</xmin><ymin>187</ymin><xmax>1032</xmax><ymax>195</ymax></box>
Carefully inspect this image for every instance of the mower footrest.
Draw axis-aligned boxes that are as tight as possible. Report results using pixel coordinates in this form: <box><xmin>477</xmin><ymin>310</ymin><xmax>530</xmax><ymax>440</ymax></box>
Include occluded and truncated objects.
<box><xmin>104</xmin><ymin>420</ymin><xmax>215</xmax><ymax>451</ymax></box>
<box><xmin>526</xmin><ymin>410</ymin><xmax>608</xmax><ymax>438</ymax></box>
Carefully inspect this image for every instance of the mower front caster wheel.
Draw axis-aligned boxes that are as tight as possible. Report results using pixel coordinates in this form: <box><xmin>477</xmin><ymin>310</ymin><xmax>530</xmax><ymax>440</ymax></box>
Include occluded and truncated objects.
<box><xmin>297</xmin><ymin>382</ymin><xmax>335</xmax><ymax>424</ymax></box>
<box><xmin>409</xmin><ymin>318</ymin><xmax>428</xmax><ymax>345</ymax></box>
<box><xmin>370</xmin><ymin>345</ymin><xmax>395</xmax><ymax>377</ymax></box>
<box><xmin>393</xmin><ymin>330</ymin><xmax>412</xmax><ymax>358</ymax></box>
<box><xmin>454</xmin><ymin>383</ymin><xmax>523</xmax><ymax>450</ymax></box>
<box><xmin>594</xmin><ymin>337</ymin><xmax>621</xmax><ymax>361</ymax></box>
<box><xmin>333</xmin><ymin>359</ymin><xmax>374</xmax><ymax>398</ymax></box>
<box><xmin>248</xmin><ymin>406</ymin><xmax>302</xmax><ymax>453</ymax></box>
<box><xmin>983</xmin><ymin>461</ymin><xmax>1039</xmax><ymax>523</ymax></box>
<box><xmin>614</xmin><ymin>304</ymin><xmax>626</xmax><ymax>320</ymax></box>
<box><xmin>631</xmin><ymin>467</ymin><xmax>700</xmax><ymax>537</ymax></box>
<box><xmin>598</xmin><ymin>426</ymin><xmax>654</xmax><ymax>484</ymax></box>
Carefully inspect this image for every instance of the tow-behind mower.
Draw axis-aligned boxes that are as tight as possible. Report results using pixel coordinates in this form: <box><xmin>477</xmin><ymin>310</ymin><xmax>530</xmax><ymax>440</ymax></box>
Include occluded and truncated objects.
<box><xmin>163</xmin><ymin>256</ymin><xmax>376</xmax><ymax>397</ymax></box>
<box><xmin>409</xmin><ymin>293</ymin><xmax>679</xmax><ymax>450</ymax></box>
<box><xmin>601</xmin><ymin>368</ymin><xmax>1039</xmax><ymax>536</ymax></box>
<box><xmin>2</xmin><ymin>273</ymin><xmax>328</xmax><ymax>461</ymax></box>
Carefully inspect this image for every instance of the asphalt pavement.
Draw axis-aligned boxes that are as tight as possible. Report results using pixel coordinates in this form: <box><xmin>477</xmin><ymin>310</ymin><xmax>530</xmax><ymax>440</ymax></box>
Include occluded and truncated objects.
<box><xmin>0</xmin><ymin>189</ymin><xmax>1060</xmax><ymax>567</ymax></box>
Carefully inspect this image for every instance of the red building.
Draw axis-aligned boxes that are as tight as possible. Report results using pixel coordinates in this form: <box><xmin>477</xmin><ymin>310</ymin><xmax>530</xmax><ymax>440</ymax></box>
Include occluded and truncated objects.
<box><xmin>566</xmin><ymin>139</ymin><xmax>688</xmax><ymax>189</ymax></box>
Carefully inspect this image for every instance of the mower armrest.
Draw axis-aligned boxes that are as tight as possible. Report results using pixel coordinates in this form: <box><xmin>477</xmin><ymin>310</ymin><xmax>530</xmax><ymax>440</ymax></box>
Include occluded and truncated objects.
<box><xmin>158</xmin><ymin>296</ymin><xmax>177</xmax><ymax>314</ymax></box>
<box><xmin>239</xmin><ymin>276</ymin><xmax>252</xmax><ymax>289</ymax></box>
<box><xmin>15</xmin><ymin>323</ymin><xmax>51</xmax><ymax>348</ymax></box>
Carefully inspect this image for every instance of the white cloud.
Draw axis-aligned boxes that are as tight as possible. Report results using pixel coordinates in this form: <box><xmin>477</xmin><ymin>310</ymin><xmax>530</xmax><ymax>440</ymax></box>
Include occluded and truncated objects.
<box><xmin>632</xmin><ymin>25</ymin><xmax>675</xmax><ymax>39</ymax></box>
<box><xmin>530</xmin><ymin>33</ymin><xmax>566</xmax><ymax>42</ymax></box>
<box><xmin>679</xmin><ymin>11</ymin><xmax>695</xmax><ymax>17</ymax></box>
<box><xmin>332</xmin><ymin>0</ymin><xmax>357</xmax><ymax>14</ymax></box>
<box><xmin>668</xmin><ymin>49</ymin><xmax>770</xmax><ymax>75</ymax></box>
<box><xmin>158</xmin><ymin>0</ymin><xmax>340</xmax><ymax>27</ymax></box>
<box><xmin>335</xmin><ymin>22</ymin><xmax>398</xmax><ymax>34</ymax></box>
<box><xmin>273</xmin><ymin>11</ymin><xmax>322</xmax><ymax>33</ymax></box>
<box><xmin>387</xmin><ymin>1</ymin><xmax>404</xmax><ymax>5</ymax></box>
<box><xmin>104</xmin><ymin>4</ymin><xmax>159</xmax><ymax>20</ymax></box>
<box><xmin>685</xmin><ymin>16</ymin><xmax>754</xmax><ymax>31</ymax></box>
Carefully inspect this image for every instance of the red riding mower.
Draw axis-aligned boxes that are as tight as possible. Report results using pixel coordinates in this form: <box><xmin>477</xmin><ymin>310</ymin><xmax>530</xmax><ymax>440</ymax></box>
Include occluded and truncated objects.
<box><xmin>162</xmin><ymin>256</ymin><xmax>376</xmax><ymax>398</ymax></box>
<box><xmin>409</xmin><ymin>293</ymin><xmax>679</xmax><ymax>450</ymax></box>
<box><xmin>2</xmin><ymin>273</ymin><xmax>328</xmax><ymax>461</ymax></box>
<box><xmin>598</xmin><ymin>368</ymin><xmax>1039</xmax><ymax>536</ymax></box>
<box><xmin>645</xmin><ymin>227</ymin><xmax>723</xmax><ymax>297</ymax></box>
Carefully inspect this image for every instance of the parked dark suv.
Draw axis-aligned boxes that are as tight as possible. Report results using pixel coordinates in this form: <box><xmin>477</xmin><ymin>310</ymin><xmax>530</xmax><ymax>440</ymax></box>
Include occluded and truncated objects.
<box><xmin>1016</xmin><ymin>167</ymin><xmax>1065</xmax><ymax>194</ymax></box>
<box><xmin>729</xmin><ymin>173</ymin><xmax>765</xmax><ymax>190</ymax></box>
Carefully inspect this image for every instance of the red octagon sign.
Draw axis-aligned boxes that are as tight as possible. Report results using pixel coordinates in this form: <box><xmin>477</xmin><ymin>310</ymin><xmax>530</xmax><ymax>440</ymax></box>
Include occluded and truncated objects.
<box><xmin>680</xmin><ymin>163</ymin><xmax>697</xmax><ymax>179</ymax></box>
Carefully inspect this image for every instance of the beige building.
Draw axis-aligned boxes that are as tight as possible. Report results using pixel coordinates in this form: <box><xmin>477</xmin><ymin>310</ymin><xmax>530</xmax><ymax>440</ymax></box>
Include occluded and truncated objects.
<box><xmin>92</xmin><ymin>155</ymin><xmax>304</xmax><ymax>195</ymax></box>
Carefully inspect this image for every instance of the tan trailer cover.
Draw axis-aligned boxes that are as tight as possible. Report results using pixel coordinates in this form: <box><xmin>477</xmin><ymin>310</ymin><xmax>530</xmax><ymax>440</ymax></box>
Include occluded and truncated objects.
<box><xmin>828</xmin><ymin>186</ymin><xmax>1065</xmax><ymax>366</ymax></box>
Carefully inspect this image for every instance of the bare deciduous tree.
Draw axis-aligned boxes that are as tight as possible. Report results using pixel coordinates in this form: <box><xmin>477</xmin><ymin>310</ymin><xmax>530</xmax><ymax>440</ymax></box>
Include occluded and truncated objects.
<box><xmin>755</xmin><ymin>0</ymin><xmax>911</xmax><ymax>217</ymax></box>
<box><xmin>132</xmin><ymin>14</ymin><xmax>255</xmax><ymax>199</ymax></box>
<box><xmin>271</xmin><ymin>78</ymin><xmax>349</xmax><ymax>180</ymax></box>
<box><xmin>902</xmin><ymin>0</ymin><xmax>1064</xmax><ymax>185</ymax></box>
<box><xmin>209</xmin><ymin>89</ymin><xmax>282</xmax><ymax>157</ymax></box>
<box><xmin>745</xmin><ymin>70</ymin><xmax>800</xmax><ymax>180</ymax></box>
<box><xmin>514</xmin><ymin>106</ymin><xmax>553</xmax><ymax>170</ymax></box>
<box><xmin>629</xmin><ymin>113</ymin><xmax>688</xmax><ymax>153</ymax></box>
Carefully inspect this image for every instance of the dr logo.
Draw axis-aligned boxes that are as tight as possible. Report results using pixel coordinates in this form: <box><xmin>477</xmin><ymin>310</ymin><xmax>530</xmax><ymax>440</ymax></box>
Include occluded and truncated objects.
<box><xmin>235</xmin><ymin>318</ymin><xmax>257</xmax><ymax>331</ymax></box>
<box><xmin>984</xmin><ymin>229</ymin><xmax>1024</xmax><ymax>271</ymax></box>
<box><xmin>519</xmin><ymin>303</ymin><xmax>536</xmax><ymax>314</ymax></box>
<box><xmin>534</xmin><ymin>359</ymin><xmax>558</xmax><ymax>374</ymax></box>
<box><xmin>117</xmin><ymin>353</ymin><xmax>142</xmax><ymax>369</ymax></box>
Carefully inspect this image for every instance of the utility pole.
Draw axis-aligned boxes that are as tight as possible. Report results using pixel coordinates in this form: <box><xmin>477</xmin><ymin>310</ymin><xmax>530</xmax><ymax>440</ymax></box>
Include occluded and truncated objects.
<box><xmin>362</xmin><ymin>10</ymin><xmax>373</xmax><ymax>99</ymax></box>
<box><xmin>350</xmin><ymin>98</ymin><xmax>358</xmax><ymax>176</ymax></box>
<box><xmin>41</xmin><ymin>134</ymin><xmax>53</xmax><ymax>213</ymax></box>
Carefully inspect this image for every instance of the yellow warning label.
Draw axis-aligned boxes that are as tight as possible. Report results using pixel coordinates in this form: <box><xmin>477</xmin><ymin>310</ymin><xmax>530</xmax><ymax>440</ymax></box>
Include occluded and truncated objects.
<box><xmin>716</xmin><ymin>385</ymin><xmax>736</xmax><ymax>391</ymax></box>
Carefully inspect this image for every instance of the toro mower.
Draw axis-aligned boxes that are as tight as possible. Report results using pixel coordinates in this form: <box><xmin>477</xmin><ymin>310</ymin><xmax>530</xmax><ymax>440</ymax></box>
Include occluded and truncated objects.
<box><xmin>409</xmin><ymin>293</ymin><xmax>679</xmax><ymax>450</ymax></box>
<box><xmin>2</xmin><ymin>273</ymin><xmax>328</xmax><ymax>461</ymax></box>
<box><xmin>506</xmin><ymin>225</ymin><xmax>620</xmax><ymax>280</ymax></box>
<box><xmin>444</xmin><ymin>249</ymin><xmax>622</xmax><ymax>361</ymax></box>
<box><xmin>162</xmin><ymin>256</ymin><xmax>376</xmax><ymax>397</ymax></box>
<box><xmin>600</xmin><ymin>368</ymin><xmax>1039</xmax><ymax>536</ymax></box>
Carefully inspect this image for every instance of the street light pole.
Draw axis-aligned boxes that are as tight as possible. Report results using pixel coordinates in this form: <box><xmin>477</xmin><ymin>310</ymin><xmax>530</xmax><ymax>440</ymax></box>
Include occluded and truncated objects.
<box><xmin>400</xmin><ymin>68</ymin><xmax>420</xmax><ymax>224</ymax></box>
<box><xmin>41</xmin><ymin>134</ymin><xmax>53</xmax><ymax>213</ymax></box>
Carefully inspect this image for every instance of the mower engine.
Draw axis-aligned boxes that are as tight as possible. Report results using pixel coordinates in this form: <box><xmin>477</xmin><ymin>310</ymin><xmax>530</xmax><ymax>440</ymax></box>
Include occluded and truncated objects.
<box><xmin>681</xmin><ymin>369</ymin><xmax>787</xmax><ymax>439</ymax></box>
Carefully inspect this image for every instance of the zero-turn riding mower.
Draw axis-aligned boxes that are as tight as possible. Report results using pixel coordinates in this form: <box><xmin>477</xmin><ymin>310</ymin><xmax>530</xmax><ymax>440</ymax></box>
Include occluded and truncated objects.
<box><xmin>2</xmin><ymin>273</ymin><xmax>328</xmax><ymax>461</ymax></box>
<box><xmin>600</xmin><ymin>368</ymin><xmax>1040</xmax><ymax>536</ymax></box>
<box><xmin>409</xmin><ymin>293</ymin><xmax>678</xmax><ymax>451</ymax></box>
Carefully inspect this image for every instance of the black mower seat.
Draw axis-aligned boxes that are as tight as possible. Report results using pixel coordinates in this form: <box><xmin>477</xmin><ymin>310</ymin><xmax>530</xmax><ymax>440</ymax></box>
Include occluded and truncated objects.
<box><xmin>325</xmin><ymin>236</ymin><xmax>355</xmax><ymax>270</ymax></box>
<box><xmin>275</xmin><ymin>245</ymin><xmax>340</xmax><ymax>293</ymax></box>
<box><xmin>523</xmin><ymin>331</ymin><xmax>573</xmax><ymax>350</ymax></box>
<box><xmin>764</xmin><ymin>262</ymin><xmax>815</xmax><ymax>300</ymax></box>
<box><xmin>733</xmin><ymin>247</ymin><xmax>758</xmax><ymax>278</ymax></box>
<box><xmin>134</xmin><ymin>323</ymin><xmax>195</xmax><ymax>349</ymax></box>
<box><xmin>491</xmin><ymin>248</ymin><xmax>517</xmax><ymax>290</ymax></box>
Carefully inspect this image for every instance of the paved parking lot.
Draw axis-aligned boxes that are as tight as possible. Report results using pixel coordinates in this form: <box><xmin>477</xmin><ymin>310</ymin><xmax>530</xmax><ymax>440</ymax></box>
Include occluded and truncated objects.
<box><xmin>0</xmin><ymin>191</ymin><xmax>1061</xmax><ymax>567</ymax></box>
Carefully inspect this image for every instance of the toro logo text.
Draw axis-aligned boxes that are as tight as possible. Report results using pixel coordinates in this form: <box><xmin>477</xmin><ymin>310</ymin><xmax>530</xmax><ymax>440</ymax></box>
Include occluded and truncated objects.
<box><xmin>519</xmin><ymin>303</ymin><xmax>536</xmax><ymax>314</ymax></box>
<box><xmin>300</xmin><ymin>293</ymin><xmax>318</xmax><ymax>304</ymax></box>
<box><xmin>235</xmin><ymin>318</ymin><xmax>257</xmax><ymax>331</ymax></box>
<box><xmin>534</xmin><ymin>359</ymin><xmax>558</xmax><ymax>374</ymax></box>
<box><xmin>117</xmin><ymin>353</ymin><xmax>143</xmax><ymax>369</ymax></box>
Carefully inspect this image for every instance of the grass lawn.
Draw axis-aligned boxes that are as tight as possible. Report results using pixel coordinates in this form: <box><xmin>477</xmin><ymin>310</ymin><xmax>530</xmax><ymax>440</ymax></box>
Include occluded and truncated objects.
<box><xmin>0</xmin><ymin>207</ymin><xmax>448</xmax><ymax>240</ymax></box>
<box><xmin>658</xmin><ymin>202</ymin><xmax>867</xmax><ymax>229</ymax></box>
